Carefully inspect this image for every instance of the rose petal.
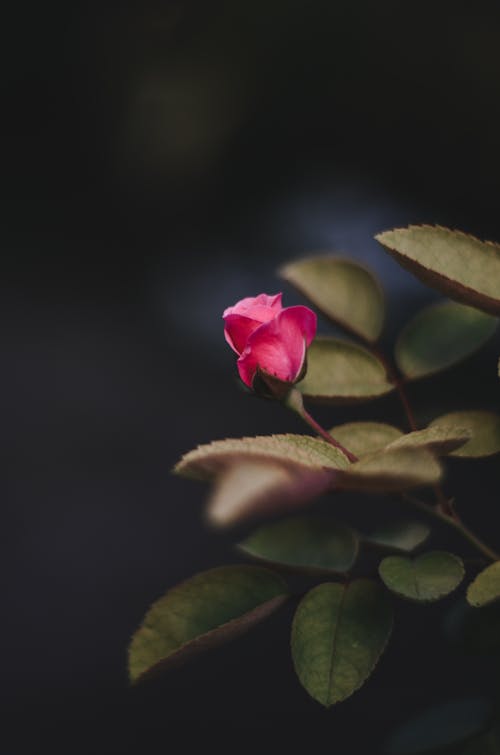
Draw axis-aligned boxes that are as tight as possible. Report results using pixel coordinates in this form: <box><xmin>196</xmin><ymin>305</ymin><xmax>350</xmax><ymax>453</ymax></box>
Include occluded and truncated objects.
<box><xmin>223</xmin><ymin>293</ymin><xmax>284</xmax><ymax>354</ymax></box>
<box><xmin>237</xmin><ymin>306</ymin><xmax>317</xmax><ymax>387</ymax></box>
<box><xmin>224</xmin><ymin>314</ymin><xmax>264</xmax><ymax>354</ymax></box>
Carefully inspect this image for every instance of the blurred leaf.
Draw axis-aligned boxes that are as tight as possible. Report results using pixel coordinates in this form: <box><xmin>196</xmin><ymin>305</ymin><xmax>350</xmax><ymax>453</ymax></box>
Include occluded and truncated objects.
<box><xmin>455</xmin><ymin>726</ymin><xmax>500</xmax><ymax>755</ymax></box>
<box><xmin>429</xmin><ymin>411</ymin><xmax>500</xmax><ymax>458</ymax></box>
<box><xmin>365</xmin><ymin>520</ymin><xmax>431</xmax><ymax>553</ymax></box>
<box><xmin>467</xmin><ymin>562</ymin><xmax>500</xmax><ymax>607</ymax></box>
<box><xmin>395</xmin><ymin>301</ymin><xmax>498</xmax><ymax>380</ymax></box>
<box><xmin>298</xmin><ymin>337</ymin><xmax>394</xmax><ymax>402</ymax></box>
<box><xmin>239</xmin><ymin>516</ymin><xmax>359</xmax><ymax>574</ymax></box>
<box><xmin>379</xmin><ymin>551</ymin><xmax>464</xmax><ymax>602</ymax></box>
<box><xmin>444</xmin><ymin>598</ymin><xmax>500</xmax><ymax>655</ymax></box>
<box><xmin>329</xmin><ymin>421</ymin><xmax>403</xmax><ymax>457</ymax></box>
<box><xmin>334</xmin><ymin>447</ymin><xmax>442</xmax><ymax>493</ymax></box>
<box><xmin>387</xmin><ymin>425</ymin><xmax>471</xmax><ymax>456</ymax></box>
<box><xmin>174</xmin><ymin>434</ymin><xmax>351</xmax><ymax>525</ymax></box>
<box><xmin>129</xmin><ymin>565</ymin><xmax>288</xmax><ymax>684</ymax></box>
<box><xmin>291</xmin><ymin>579</ymin><xmax>393</xmax><ymax>706</ymax></box>
<box><xmin>376</xmin><ymin>225</ymin><xmax>500</xmax><ymax>316</ymax></box>
<box><xmin>206</xmin><ymin>459</ymin><xmax>336</xmax><ymax>526</ymax></box>
<box><xmin>384</xmin><ymin>698</ymin><xmax>494</xmax><ymax>754</ymax></box>
<box><xmin>174</xmin><ymin>433</ymin><xmax>350</xmax><ymax>480</ymax></box>
<box><xmin>280</xmin><ymin>256</ymin><xmax>385</xmax><ymax>342</ymax></box>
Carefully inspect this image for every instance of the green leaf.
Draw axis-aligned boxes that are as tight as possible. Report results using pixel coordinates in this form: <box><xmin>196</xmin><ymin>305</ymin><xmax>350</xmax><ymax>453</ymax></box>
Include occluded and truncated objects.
<box><xmin>384</xmin><ymin>698</ymin><xmax>494</xmax><ymax>755</ymax></box>
<box><xmin>376</xmin><ymin>225</ymin><xmax>500</xmax><ymax>316</ymax></box>
<box><xmin>280</xmin><ymin>256</ymin><xmax>385</xmax><ymax>342</ymax></box>
<box><xmin>329</xmin><ymin>421</ymin><xmax>403</xmax><ymax>457</ymax></box>
<box><xmin>291</xmin><ymin>579</ymin><xmax>393</xmax><ymax>707</ymax></box>
<box><xmin>365</xmin><ymin>520</ymin><xmax>430</xmax><ymax>553</ymax></box>
<box><xmin>467</xmin><ymin>562</ymin><xmax>500</xmax><ymax>607</ymax></box>
<box><xmin>128</xmin><ymin>565</ymin><xmax>288</xmax><ymax>684</ymax></box>
<box><xmin>298</xmin><ymin>337</ymin><xmax>395</xmax><ymax>403</ymax></box>
<box><xmin>174</xmin><ymin>434</ymin><xmax>351</xmax><ymax>525</ymax></box>
<box><xmin>395</xmin><ymin>301</ymin><xmax>498</xmax><ymax>380</ymax></box>
<box><xmin>429</xmin><ymin>411</ymin><xmax>500</xmax><ymax>458</ymax></box>
<box><xmin>386</xmin><ymin>425</ymin><xmax>471</xmax><ymax>456</ymax></box>
<box><xmin>334</xmin><ymin>447</ymin><xmax>443</xmax><ymax>493</ymax></box>
<box><xmin>379</xmin><ymin>551</ymin><xmax>464</xmax><ymax>602</ymax></box>
<box><xmin>239</xmin><ymin>516</ymin><xmax>359</xmax><ymax>574</ymax></box>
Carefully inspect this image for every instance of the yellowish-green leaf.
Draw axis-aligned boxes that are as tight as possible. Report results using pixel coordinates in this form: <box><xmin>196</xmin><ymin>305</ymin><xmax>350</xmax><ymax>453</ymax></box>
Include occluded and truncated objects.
<box><xmin>365</xmin><ymin>520</ymin><xmax>430</xmax><ymax>553</ymax></box>
<box><xmin>291</xmin><ymin>579</ymin><xmax>393</xmax><ymax>707</ymax></box>
<box><xmin>329</xmin><ymin>421</ymin><xmax>403</xmax><ymax>457</ymax></box>
<box><xmin>298</xmin><ymin>337</ymin><xmax>394</xmax><ymax>403</ymax></box>
<box><xmin>379</xmin><ymin>551</ymin><xmax>464</xmax><ymax>602</ymax></box>
<box><xmin>376</xmin><ymin>225</ymin><xmax>500</xmax><ymax>316</ymax></box>
<box><xmin>280</xmin><ymin>256</ymin><xmax>385</xmax><ymax>342</ymax></box>
<box><xmin>395</xmin><ymin>301</ymin><xmax>498</xmax><ymax>380</ymax></box>
<box><xmin>334</xmin><ymin>446</ymin><xmax>442</xmax><ymax>493</ymax></box>
<box><xmin>386</xmin><ymin>425</ymin><xmax>471</xmax><ymax>456</ymax></box>
<box><xmin>174</xmin><ymin>433</ymin><xmax>350</xmax><ymax>480</ymax></box>
<box><xmin>429</xmin><ymin>411</ymin><xmax>500</xmax><ymax>458</ymax></box>
<box><xmin>128</xmin><ymin>565</ymin><xmax>288</xmax><ymax>683</ymax></box>
<box><xmin>467</xmin><ymin>562</ymin><xmax>500</xmax><ymax>607</ymax></box>
<box><xmin>239</xmin><ymin>516</ymin><xmax>359</xmax><ymax>574</ymax></box>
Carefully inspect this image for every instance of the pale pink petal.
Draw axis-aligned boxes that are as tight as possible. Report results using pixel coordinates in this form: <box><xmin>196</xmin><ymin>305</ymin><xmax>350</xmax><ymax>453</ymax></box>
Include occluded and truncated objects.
<box><xmin>223</xmin><ymin>292</ymin><xmax>282</xmax><ymax>319</ymax></box>
<box><xmin>236</xmin><ymin>305</ymin><xmax>317</xmax><ymax>387</ymax></box>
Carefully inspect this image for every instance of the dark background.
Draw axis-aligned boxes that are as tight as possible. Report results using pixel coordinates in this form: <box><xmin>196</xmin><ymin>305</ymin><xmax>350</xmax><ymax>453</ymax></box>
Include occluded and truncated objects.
<box><xmin>4</xmin><ymin>2</ymin><xmax>500</xmax><ymax>753</ymax></box>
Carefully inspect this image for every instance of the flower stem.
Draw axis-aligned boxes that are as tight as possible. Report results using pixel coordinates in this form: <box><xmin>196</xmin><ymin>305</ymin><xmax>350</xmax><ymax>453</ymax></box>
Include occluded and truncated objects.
<box><xmin>285</xmin><ymin>388</ymin><xmax>359</xmax><ymax>462</ymax></box>
<box><xmin>373</xmin><ymin>346</ymin><xmax>417</xmax><ymax>431</ymax></box>
<box><xmin>405</xmin><ymin>494</ymin><xmax>499</xmax><ymax>562</ymax></box>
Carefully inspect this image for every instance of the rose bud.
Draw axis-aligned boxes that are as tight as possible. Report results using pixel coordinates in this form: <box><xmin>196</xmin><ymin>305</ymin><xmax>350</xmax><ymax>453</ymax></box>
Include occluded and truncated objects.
<box><xmin>223</xmin><ymin>293</ymin><xmax>317</xmax><ymax>395</ymax></box>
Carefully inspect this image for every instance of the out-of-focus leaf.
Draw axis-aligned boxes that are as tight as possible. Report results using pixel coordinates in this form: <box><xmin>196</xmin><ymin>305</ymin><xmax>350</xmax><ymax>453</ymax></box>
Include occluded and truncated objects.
<box><xmin>395</xmin><ymin>301</ymin><xmax>498</xmax><ymax>380</ymax></box>
<box><xmin>174</xmin><ymin>434</ymin><xmax>350</xmax><ymax>525</ymax></box>
<box><xmin>298</xmin><ymin>337</ymin><xmax>394</xmax><ymax>402</ymax></box>
<box><xmin>365</xmin><ymin>520</ymin><xmax>430</xmax><ymax>553</ymax></box>
<box><xmin>429</xmin><ymin>411</ymin><xmax>500</xmax><ymax>458</ymax></box>
<box><xmin>291</xmin><ymin>579</ymin><xmax>393</xmax><ymax>707</ymax></box>
<box><xmin>467</xmin><ymin>562</ymin><xmax>500</xmax><ymax>607</ymax></box>
<box><xmin>128</xmin><ymin>565</ymin><xmax>288</xmax><ymax>683</ymax></box>
<box><xmin>334</xmin><ymin>447</ymin><xmax>442</xmax><ymax>493</ymax></box>
<box><xmin>384</xmin><ymin>698</ymin><xmax>494</xmax><ymax>755</ymax></box>
<box><xmin>239</xmin><ymin>516</ymin><xmax>359</xmax><ymax>573</ymax></box>
<box><xmin>280</xmin><ymin>256</ymin><xmax>385</xmax><ymax>342</ymax></box>
<box><xmin>444</xmin><ymin>598</ymin><xmax>500</xmax><ymax>655</ymax></box>
<box><xmin>386</xmin><ymin>425</ymin><xmax>471</xmax><ymax>456</ymax></box>
<box><xmin>329</xmin><ymin>421</ymin><xmax>403</xmax><ymax>457</ymax></box>
<box><xmin>207</xmin><ymin>459</ymin><xmax>336</xmax><ymax>525</ymax></box>
<box><xmin>375</xmin><ymin>225</ymin><xmax>500</xmax><ymax>316</ymax></box>
<box><xmin>379</xmin><ymin>551</ymin><xmax>464</xmax><ymax>602</ymax></box>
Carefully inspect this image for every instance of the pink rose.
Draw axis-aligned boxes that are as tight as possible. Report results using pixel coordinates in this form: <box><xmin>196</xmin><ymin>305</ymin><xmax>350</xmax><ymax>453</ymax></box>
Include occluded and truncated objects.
<box><xmin>223</xmin><ymin>293</ymin><xmax>317</xmax><ymax>389</ymax></box>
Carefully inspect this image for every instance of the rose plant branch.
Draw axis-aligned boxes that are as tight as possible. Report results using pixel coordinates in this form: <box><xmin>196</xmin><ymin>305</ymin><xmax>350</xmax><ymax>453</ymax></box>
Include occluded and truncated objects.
<box><xmin>373</xmin><ymin>342</ymin><xmax>457</xmax><ymax>518</ymax></box>
<box><xmin>404</xmin><ymin>494</ymin><xmax>500</xmax><ymax>562</ymax></box>
<box><xmin>129</xmin><ymin>225</ymin><xmax>500</xmax><ymax>727</ymax></box>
